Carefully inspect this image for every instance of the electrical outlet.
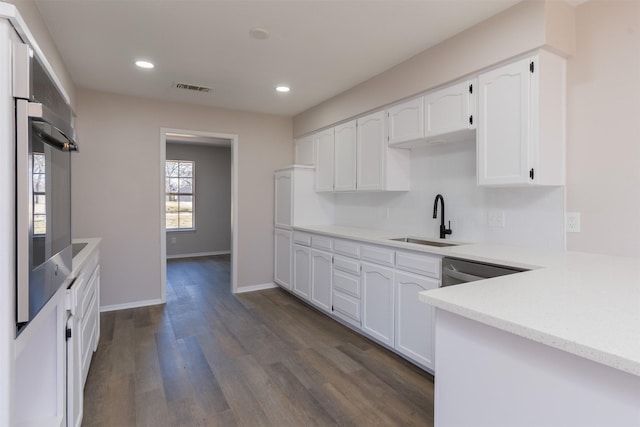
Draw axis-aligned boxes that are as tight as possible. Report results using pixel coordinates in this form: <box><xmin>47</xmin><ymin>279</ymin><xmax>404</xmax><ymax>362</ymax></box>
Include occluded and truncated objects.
<box><xmin>488</xmin><ymin>210</ymin><xmax>505</xmax><ymax>227</ymax></box>
<box><xmin>566</xmin><ymin>212</ymin><xmax>581</xmax><ymax>233</ymax></box>
<box><xmin>171</xmin><ymin>236</ymin><xmax>177</xmax><ymax>244</ymax></box>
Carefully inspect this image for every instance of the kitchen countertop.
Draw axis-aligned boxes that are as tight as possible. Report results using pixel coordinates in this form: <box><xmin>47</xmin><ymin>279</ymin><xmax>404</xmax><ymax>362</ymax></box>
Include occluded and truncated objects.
<box><xmin>293</xmin><ymin>225</ymin><xmax>640</xmax><ymax>376</ymax></box>
<box><xmin>71</xmin><ymin>238</ymin><xmax>101</xmax><ymax>278</ymax></box>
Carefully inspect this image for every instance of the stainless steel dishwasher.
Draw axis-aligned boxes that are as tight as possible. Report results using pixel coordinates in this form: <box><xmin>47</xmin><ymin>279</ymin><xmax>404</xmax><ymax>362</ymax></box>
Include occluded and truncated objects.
<box><xmin>441</xmin><ymin>257</ymin><xmax>526</xmax><ymax>287</ymax></box>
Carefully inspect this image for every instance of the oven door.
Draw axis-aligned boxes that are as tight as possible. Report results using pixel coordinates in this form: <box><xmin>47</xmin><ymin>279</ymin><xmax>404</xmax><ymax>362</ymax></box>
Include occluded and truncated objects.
<box><xmin>16</xmin><ymin>99</ymin><xmax>74</xmax><ymax>329</ymax></box>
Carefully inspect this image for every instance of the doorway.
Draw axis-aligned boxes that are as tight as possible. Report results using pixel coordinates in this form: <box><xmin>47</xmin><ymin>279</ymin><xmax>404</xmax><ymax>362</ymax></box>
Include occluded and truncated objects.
<box><xmin>159</xmin><ymin>128</ymin><xmax>239</xmax><ymax>300</ymax></box>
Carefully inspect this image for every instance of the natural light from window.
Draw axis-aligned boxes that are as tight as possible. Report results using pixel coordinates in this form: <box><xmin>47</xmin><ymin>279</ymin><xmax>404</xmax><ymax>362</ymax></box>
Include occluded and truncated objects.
<box><xmin>166</xmin><ymin>160</ymin><xmax>194</xmax><ymax>230</ymax></box>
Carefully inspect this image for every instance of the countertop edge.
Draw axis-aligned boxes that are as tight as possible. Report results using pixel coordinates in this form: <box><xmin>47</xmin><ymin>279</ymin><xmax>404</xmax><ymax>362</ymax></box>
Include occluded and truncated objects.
<box><xmin>71</xmin><ymin>238</ymin><xmax>101</xmax><ymax>277</ymax></box>
<box><xmin>419</xmin><ymin>291</ymin><xmax>640</xmax><ymax>377</ymax></box>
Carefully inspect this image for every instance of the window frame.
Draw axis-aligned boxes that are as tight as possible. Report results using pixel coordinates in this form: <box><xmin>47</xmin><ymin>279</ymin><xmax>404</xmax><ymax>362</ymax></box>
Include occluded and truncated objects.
<box><xmin>165</xmin><ymin>159</ymin><xmax>195</xmax><ymax>231</ymax></box>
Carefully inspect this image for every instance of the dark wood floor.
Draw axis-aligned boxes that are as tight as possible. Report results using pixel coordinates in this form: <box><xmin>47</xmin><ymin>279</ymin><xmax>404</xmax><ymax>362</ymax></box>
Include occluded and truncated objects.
<box><xmin>82</xmin><ymin>255</ymin><xmax>435</xmax><ymax>426</ymax></box>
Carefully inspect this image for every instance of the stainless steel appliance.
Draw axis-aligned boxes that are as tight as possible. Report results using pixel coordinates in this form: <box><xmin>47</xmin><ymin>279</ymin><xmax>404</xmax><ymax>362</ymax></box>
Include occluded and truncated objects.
<box><xmin>13</xmin><ymin>42</ymin><xmax>78</xmax><ymax>332</ymax></box>
<box><xmin>441</xmin><ymin>257</ymin><xmax>525</xmax><ymax>287</ymax></box>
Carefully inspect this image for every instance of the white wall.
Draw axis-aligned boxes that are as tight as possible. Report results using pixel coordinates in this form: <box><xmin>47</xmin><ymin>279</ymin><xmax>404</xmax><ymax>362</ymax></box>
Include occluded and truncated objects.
<box><xmin>73</xmin><ymin>88</ymin><xmax>292</xmax><ymax>308</ymax></box>
<box><xmin>565</xmin><ymin>0</ymin><xmax>640</xmax><ymax>257</ymax></box>
<box><xmin>166</xmin><ymin>143</ymin><xmax>231</xmax><ymax>257</ymax></box>
<box><xmin>334</xmin><ymin>140</ymin><xmax>565</xmax><ymax>250</ymax></box>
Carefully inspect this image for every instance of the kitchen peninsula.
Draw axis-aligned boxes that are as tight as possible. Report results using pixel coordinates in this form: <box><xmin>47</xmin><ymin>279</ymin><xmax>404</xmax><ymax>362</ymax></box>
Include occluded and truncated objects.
<box><xmin>419</xmin><ymin>247</ymin><xmax>639</xmax><ymax>426</ymax></box>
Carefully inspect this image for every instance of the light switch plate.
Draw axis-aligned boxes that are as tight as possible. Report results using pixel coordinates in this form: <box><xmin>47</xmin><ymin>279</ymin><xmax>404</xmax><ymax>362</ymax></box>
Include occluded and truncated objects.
<box><xmin>488</xmin><ymin>210</ymin><xmax>505</xmax><ymax>227</ymax></box>
<box><xmin>566</xmin><ymin>212</ymin><xmax>581</xmax><ymax>233</ymax></box>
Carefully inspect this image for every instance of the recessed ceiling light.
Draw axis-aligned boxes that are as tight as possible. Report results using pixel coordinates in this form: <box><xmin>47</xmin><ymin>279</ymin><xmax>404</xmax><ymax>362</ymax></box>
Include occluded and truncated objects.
<box><xmin>135</xmin><ymin>60</ymin><xmax>154</xmax><ymax>69</ymax></box>
<box><xmin>276</xmin><ymin>85</ymin><xmax>290</xmax><ymax>93</ymax></box>
<box><xmin>249</xmin><ymin>27</ymin><xmax>270</xmax><ymax>40</ymax></box>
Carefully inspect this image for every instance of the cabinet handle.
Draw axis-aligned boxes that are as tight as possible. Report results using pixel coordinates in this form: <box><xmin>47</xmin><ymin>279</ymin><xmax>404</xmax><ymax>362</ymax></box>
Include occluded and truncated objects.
<box><xmin>469</xmin><ymin>83</ymin><xmax>473</xmax><ymax>94</ymax></box>
<box><xmin>469</xmin><ymin>115</ymin><xmax>473</xmax><ymax>126</ymax></box>
<box><xmin>529</xmin><ymin>168</ymin><xmax>535</xmax><ymax>180</ymax></box>
<box><xmin>530</xmin><ymin>61</ymin><xmax>535</xmax><ymax>73</ymax></box>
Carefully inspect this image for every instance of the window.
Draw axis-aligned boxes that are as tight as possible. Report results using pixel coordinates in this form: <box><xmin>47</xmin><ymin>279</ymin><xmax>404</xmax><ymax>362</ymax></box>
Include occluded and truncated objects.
<box><xmin>166</xmin><ymin>160</ymin><xmax>194</xmax><ymax>230</ymax></box>
<box><xmin>33</xmin><ymin>153</ymin><xmax>46</xmax><ymax>235</ymax></box>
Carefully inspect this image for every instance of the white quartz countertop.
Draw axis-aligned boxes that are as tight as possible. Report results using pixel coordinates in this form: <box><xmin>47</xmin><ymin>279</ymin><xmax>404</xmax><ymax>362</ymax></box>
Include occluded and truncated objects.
<box><xmin>71</xmin><ymin>238</ymin><xmax>101</xmax><ymax>278</ymax></box>
<box><xmin>293</xmin><ymin>225</ymin><xmax>640</xmax><ymax>376</ymax></box>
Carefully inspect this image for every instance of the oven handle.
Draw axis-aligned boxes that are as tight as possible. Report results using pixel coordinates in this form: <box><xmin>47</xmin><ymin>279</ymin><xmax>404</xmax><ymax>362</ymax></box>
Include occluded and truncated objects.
<box><xmin>16</xmin><ymin>99</ymin><xmax>30</xmax><ymax>324</ymax></box>
<box><xmin>442</xmin><ymin>266</ymin><xmax>485</xmax><ymax>283</ymax></box>
<box><xmin>28</xmin><ymin>102</ymin><xmax>78</xmax><ymax>152</ymax></box>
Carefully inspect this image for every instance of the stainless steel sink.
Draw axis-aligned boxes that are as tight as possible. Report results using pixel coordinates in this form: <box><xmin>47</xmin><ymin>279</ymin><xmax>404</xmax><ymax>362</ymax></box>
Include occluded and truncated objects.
<box><xmin>389</xmin><ymin>237</ymin><xmax>458</xmax><ymax>247</ymax></box>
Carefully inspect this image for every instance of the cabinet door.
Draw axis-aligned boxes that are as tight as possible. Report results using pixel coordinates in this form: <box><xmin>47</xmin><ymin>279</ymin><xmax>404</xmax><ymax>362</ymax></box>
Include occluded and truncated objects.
<box><xmin>395</xmin><ymin>271</ymin><xmax>438</xmax><ymax>370</ymax></box>
<box><xmin>274</xmin><ymin>229</ymin><xmax>292</xmax><ymax>289</ymax></box>
<box><xmin>314</xmin><ymin>129</ymin><xmax>335</xmax><ymax>192</ymax></box>
<box><xmin>357</xmin><ymin>111</ymin><xmax>386</xmax><ymax>191</ymax></box>
<box><xmin>424</xmin><ymin>80</ymin><xmax>475</xmax><ymax>138</ymax></box>
<box><xmin>388</xmin><ymin>97</ymin><xmax>424</xmax><ymax>145</ymax></box>
<box><xmin>293</xmin><ymin>244</ymin><xmax>311</xmax><ymax>300</ymax></box>
<box><xmin>311</xmin><ymin>249</ymin><xmax>332</xmax><ymax>313</ymax></box>
<box><xmin>274</xmin><ymin>170</ymin><xmax>292</xmax><ymax>228</ymax></box>
<box><xmin>333</xmin><ymin>120</ymin><xmax>357</xmax><ymax>191</ymax></box>
<box><xmin>295</xmin><ymin>135</ymin><xmax>315</xmax><ymax>165</ymax></box>
<box><xmin>361</xmin><ymin>262</ymin><xmax>394</xmax><ymax>346</ymax></box>
<box><xmin>477</xmin><ymin>57</ymin><xmax>532</xmax><ymax>185</ymax></box>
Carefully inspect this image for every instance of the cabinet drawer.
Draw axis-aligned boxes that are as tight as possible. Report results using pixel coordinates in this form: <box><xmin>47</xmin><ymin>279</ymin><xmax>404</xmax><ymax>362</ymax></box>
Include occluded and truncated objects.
<box><xmin>333</xmin><ymin>239</ymin><xmax>361</xmax><ymax>258</ymax></box>
<box><xmin>333</xmin><ymin>255</ymin><xmax>360</xmax><ymax>276</ymax></box>
<box><xmin>293</xmin><ymin>231</ymin><xmax>311</xmax><ymax>246</ymax></box>
<box><xmin>361</xmin><ymin>244</ymin><xmax>395</xmax><ymax>267</ymax></box>
<box><xmin>81</xmin><ymin>289</ymin><xmax>98</xmax><ymax>386</ymax></box>
<box><xmin>79</xmin><ymin>266</ymin><xmax>99</xmax><ymax>319</ymax></box>
<box><xmin>395</xmin><ymin>251</ymin><xmax>441</xmax><ymax>278</ymax></box>
<box><xmin>333</xmin><ymin>270</ymin><xmax>360</xmax><ymax>298</ymax></box>
<box><xmin>332</xmin><ymin>291</ymin><xmax>361</xmax><ymax>324</ymax></box>
<box><xmin>311</xmin><ymin>235</ymin><xmax>333</xmax><ymax>251</ymax></box>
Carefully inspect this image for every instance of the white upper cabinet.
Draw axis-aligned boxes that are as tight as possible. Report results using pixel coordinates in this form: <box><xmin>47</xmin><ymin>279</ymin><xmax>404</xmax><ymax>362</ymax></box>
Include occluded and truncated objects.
<box><xmin>387</xmin><ymin>97</ymin><xmax>424</xmax><ymax>146</ymax></box>
<box><xmin>314</xmin><ymin>128</ymin><xmax>335</xmax><ymax>192</ymax></box>
<box><xmin>333</xmin><ymin>120</ymin><xmax>357</xmax><ymax>192</ymax></box>
<box><xmin>387</xmin><ymin>80</ymin><xmax>476</xmax><ymax>148</ymax></box>
<box><xmin>424</xmin><ymin>79</ymin><xmax>476</xmax><ymax>140</ymax></box>
<box><xmin>477</xmin><ymin>51</ymin><xmax>565</xmax><ymax>186</ymax></box>
<box><xmin>357</xmin><ymin>111</ymin><xmax>386</xmax><ymax>191</ymax></box>
<box><xmin>294</xmin><ymin>135</ymin><xmax>315</xmax><ymax>165</ymax></box>
<box><xmin>357</xmin><ymin>110</ymin><xmax>410</xmax><ymax>191</ymax></box>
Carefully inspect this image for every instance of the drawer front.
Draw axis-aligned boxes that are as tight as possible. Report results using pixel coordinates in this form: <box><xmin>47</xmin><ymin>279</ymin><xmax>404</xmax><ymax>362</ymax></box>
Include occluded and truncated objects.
<box><xmin>81</xmin><ymin>290</ymin><xmax>98</xmax><ymax>386</ymax></box>
<box><xmin>293</xmin><ymin>231</ymin><xmax>312</xmax><ymax>246</ymax></box>
<box><xmin>396</xmin><ymin>251</ymin><xmax>441</xmax><ymax>278</ymax></box>
<box><xmin>332</xmin><ymin>291</ymin><xmax>361</xmax><ymax>323</ymax></box>
<box><xmin>333</xmin><ymin>255</ymin><xmax>360</xmax><ymax>276</ymax></box>
<box><xmin>361</xmin><ymin>244</ymin><xmax>395</xmax><ymax>267</ymax></box>
<box><xmin>311</xmin><ymin>235</ymin><xmax>333</xmax><ymax>251</ymax></box>
<box><xmin>333</xmin><ymin>270</ymin><xmax>360</xmax><ymax>298</ymax></box>
<box><xmin>79</xmin><ymin>265</ymin><xmax>99</xmax><ymax>319</ymax></box>
<box><xmin>333</xmin><ymin>239</ymin><xmax>361</xmax><ymax>259</ymax></box>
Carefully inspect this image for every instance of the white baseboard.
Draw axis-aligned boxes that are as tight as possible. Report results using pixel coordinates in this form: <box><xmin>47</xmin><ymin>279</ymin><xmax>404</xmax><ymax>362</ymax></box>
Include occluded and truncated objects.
<box><xmin>167</xmin><ymin>250</ymin><xmax>231</xmax><ymax>260</ymax></box>
<box><xmin>100</xmin><ymin>298</ymin><xmax>164</xmax><ymax>312</ymax></box>
<box><xmin>234</xmin><ymin>282</ymin><xmax>278</xmax><ymax>294</ymax></box>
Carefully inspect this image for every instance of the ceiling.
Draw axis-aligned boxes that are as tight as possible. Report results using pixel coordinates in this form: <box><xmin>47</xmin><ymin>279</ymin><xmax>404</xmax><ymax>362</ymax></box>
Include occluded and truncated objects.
<box><xmin>35</xmin><ymin>0</ymin><xmax>523</xmax><ymax>117</ymax></box>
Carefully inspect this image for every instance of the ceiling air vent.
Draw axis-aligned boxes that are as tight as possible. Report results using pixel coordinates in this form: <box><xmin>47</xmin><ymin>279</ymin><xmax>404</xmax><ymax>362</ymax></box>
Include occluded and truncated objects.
<box><xmin>175</xmin><ymin>82</ymin><xmax>212</xmax><ymax>93</ymax></box>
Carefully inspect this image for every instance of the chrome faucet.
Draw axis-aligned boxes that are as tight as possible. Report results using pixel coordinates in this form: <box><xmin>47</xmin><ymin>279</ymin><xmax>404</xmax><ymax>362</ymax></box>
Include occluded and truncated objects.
<box><xmin>433</xmin><ymin>194</ymin><xmax>452</xmax><ymax>239</ymax></box>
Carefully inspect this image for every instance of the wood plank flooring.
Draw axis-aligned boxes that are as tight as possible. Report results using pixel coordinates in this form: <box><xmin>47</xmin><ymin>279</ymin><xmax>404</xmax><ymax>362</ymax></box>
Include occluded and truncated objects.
<box><xmin>82</xmin><ymin>255</ymin><xmax>435</xmax><ymax>426</ymax></box>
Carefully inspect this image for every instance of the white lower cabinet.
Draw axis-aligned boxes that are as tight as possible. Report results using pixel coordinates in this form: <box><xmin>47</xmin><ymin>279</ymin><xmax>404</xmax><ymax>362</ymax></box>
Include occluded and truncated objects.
<box><xmin>394</xmin><ymin>271</ymin><xmax>438</xmax><ymax>370</ymax></box>
<box><xmin>310</xmin><ymin>249</ymin><xmax>332</xmax><ymax>313</ymax></box>
<box><xmin>287</xmin><ymin>232</ymin><xmax>441</xmax><ymax>373</ymax></box>
<box><xmin>292</xmin><ymin>244</ymin><xmax>311</xmax><ymax>300</ymax></box>
<box><xmin>361</xmin><ymin>262</ymin><xmax>395</xmax><ymax>347</ymax></box>
<box><xmin>274</xmin><ymin>229</ymin><xmax>292</xmax><ymax>289</ymax></box>
<box><xmin>332</xmin><ymin>254</ymin><xmax>362</xmax><ymax>328</ymax></box>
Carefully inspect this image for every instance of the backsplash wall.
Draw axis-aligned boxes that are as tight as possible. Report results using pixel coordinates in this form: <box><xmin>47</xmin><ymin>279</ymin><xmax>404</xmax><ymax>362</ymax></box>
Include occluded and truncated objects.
<box><xmin>333</xmin><ymin>139</ymin><xmax>566</xmax><ymax>250</ymax></box>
